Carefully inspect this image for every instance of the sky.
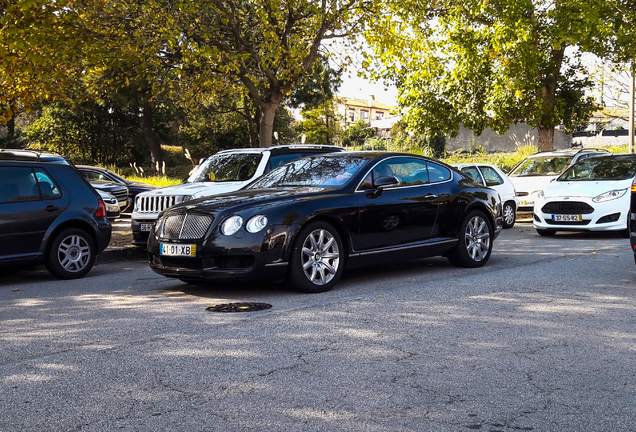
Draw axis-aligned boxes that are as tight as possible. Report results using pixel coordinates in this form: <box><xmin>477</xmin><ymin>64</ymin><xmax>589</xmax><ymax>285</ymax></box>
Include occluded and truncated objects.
<box><xmin>337</xmin><ymin>71</ymin><xmax>398</xmax><ymax>107</ymax></box>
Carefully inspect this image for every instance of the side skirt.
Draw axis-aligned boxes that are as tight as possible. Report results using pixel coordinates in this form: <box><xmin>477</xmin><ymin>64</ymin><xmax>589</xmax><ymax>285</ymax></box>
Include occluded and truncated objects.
<box><xmin>347</xmin><ymin>238</ymin><xmax>458</xmax><ymax>267</ymax></box>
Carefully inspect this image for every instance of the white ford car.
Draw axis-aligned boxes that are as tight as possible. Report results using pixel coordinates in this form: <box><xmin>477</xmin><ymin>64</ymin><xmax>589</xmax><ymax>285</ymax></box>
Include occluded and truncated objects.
<box><xmin>455</xmin><ymin>163</ymin><xmax>518</xmax><ymax>228</ymax></box>
<box><xmin>533</xmin><ymin>155</ymin><xmax>636</xmax><ymax>236</ymax></box>
<box><xmin>131</xmin><ymin>145</ymin><xmax>342</xmax><ymax>245</ymax></box>
<box><xmin>509</xmin><ymin>148</ymin><xmax>609</xmax><ymax>212</ymax></box>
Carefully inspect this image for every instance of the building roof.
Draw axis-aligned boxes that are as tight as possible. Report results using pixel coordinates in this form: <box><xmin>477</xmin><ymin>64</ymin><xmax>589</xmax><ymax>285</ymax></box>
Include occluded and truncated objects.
<box><xmin>335</xmin><ymin>96</ymin><xmax>394</xmax><ymax>111</ymax></box>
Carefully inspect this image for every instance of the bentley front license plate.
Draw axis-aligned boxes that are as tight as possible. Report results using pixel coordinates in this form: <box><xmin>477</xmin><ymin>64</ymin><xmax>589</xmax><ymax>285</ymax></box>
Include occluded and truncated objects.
<box><xmin>552</xmin><ymin>214</ymin><xmax>583</xmax><ymax>222</ymax></box>
<box><xmin>160</xmin><ymin>243</ymin><xmax>197</xmax><ymax>257</ymax></box>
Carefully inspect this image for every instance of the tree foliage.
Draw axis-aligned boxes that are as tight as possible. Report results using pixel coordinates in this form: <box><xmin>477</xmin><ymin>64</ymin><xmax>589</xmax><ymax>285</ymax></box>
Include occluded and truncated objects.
<box><xmin>1</xmin><ymin>0</ymin><xmax>364</xmax><ymax>156</ymax></box>
<box><xmin>174</xmin><ymin>0</ymin><xmax>377</xmax><ymax>147</ymax></box>
<box><xmin>341</xmin><ymin>120</ymin><xmax>375</xmax><ymax>147</ymax></box>
<box><xmin>365</xmin><ymin>0</ymin><xmax>615</xmax><ymax>150</ymax></box>
<box><xmin>295</xmin><ymin>101</ymin><xmax>342</xmax><ymax>144</ymax></box>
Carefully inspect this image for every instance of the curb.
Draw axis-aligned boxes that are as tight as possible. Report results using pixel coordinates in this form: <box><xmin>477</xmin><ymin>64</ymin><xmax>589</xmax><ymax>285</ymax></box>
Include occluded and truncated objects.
<box><xmin>99</xmin><ymin>246</ymin><xmax>147</xmax><ymax>263</ymax></box>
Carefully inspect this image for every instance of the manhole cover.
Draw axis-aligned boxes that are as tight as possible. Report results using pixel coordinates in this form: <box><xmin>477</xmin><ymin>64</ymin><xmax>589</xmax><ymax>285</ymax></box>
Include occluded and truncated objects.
<box><xmin>206</xmin><ymin>302</ymin><xmax>272</xmax><ymax>313</ymax></box>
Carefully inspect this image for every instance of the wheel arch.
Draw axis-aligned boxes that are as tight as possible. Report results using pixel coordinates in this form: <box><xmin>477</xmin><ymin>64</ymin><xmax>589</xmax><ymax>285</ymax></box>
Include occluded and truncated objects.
<box><xmin>288</xmin><ymin>215</ymin><xmax>352</xmax><ymax>259</ymax></box>
<box><xmin>464</xmin><ymin>201</ymin><xmax>496</xmax><ymax>232</ymax></box>
<box><xmin>41</xmin><ymin>219</ymin><xmax>98</xmax><ymax>256</ymax></box>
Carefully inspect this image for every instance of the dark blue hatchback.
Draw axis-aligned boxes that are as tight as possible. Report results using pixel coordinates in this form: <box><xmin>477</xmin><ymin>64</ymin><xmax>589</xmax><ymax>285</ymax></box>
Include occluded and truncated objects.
<box><xmin>0</xmin><ymin>149</ymin><xmax>112</xmax><ymax>278</ymax></box>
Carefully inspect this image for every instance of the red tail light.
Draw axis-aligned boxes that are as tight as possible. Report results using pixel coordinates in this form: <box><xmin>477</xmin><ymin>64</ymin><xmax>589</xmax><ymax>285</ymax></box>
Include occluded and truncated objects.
<box><xmin>96</xmin><ymin>199</ymin><xmax>107</xmax><ymax>218</ymax></box>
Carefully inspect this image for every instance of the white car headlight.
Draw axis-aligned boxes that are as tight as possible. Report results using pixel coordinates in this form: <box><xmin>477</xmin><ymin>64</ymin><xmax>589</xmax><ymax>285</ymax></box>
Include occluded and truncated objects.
<box><xmin>176</xmin><ymin>195</ymin><xmax>192</xmax><ymax>204</ymax></box>
<box><xmin>220</xmin><ymin>215</ymin><xmax>243</xmax><ymax>236</ymax></box>
<box><xmin>537</xmin><ymin>190</ymin><xmax>545</xmax><ymax>199</ymax></box>
<box><xmin>592</xmin><ymin>189</ymin><xmax>628</xmax><ymax>203</ymax></box>
<box><xmin>246</xmin><ymin>215</ymin><xmax>268</xmax><ymax>233</ymax></box>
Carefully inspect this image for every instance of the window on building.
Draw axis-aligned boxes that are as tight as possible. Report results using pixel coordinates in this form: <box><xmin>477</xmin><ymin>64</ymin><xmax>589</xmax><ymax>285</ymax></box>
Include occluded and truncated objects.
<box><xmin>375</xmin><ymin>111</ymin><xmax>384</xmax><ymax>120</ymax></box>
<box><xmin>360</xmin><ymin>110</ymin><xmax>369</xmax><ymax>120</ymax></box>
<box><xmin>348</xmin><ymin>110</ymin><xmax>356</xmax><ymax>122</ymax></box>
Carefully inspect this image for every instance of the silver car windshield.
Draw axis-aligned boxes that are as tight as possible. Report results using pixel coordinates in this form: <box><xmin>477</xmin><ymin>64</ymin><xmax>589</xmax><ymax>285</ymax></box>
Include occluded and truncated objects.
<box><xmin>510</xmin><ymin>156</ymin><xmax>571</xmax><ymax>177</ymax></box>
<box><xmin>188</xmin><ymin>153</ymin><xmax>263</xmax><ymax>183</ymax></box>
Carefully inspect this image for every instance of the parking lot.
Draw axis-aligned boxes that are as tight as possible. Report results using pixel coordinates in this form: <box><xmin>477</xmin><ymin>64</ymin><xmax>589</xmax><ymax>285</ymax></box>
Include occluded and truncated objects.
<box><xmin>1</xmin><ymin>224</ymin><xmax>634</xmax><ymax>432</ymax></box>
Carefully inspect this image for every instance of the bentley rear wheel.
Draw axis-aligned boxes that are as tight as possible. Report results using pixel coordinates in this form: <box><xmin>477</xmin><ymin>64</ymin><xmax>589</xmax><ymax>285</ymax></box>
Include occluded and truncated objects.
<box><xmin>448</xmin><ymin>210</ymin><xmax>493</xmax><ymax>268</ymax></box>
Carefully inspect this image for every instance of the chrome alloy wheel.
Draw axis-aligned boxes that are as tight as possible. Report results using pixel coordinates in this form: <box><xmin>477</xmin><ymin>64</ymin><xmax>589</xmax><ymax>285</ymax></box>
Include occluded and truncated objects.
<box><xmin>301</xmin><ymin>229</ymin><xmax>340</xmax><ymax>286</ymax></box>
<box><xmin>465</xmin><ymin>216</ymin><xmax>491</xmax><ymax>262</ymax></box>
<box><xmin>57</xmin><ymin>235</ymin><xmax>91</xmax><ymax>273</ymax></box>
<box><xmin>503</xmin><ymin>204</ymin><xmax>515</xmax><ymax>226</ymax></box>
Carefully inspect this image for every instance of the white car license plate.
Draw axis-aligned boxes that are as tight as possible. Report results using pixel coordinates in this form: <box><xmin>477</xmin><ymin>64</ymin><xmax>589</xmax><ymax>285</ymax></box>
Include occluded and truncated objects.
<box><xmin>140</xmin><ymin>223</ymin><xmax>153</xmax><ymax>232</ymax></box>
<box><xmin>552</xmin><ymin>214</ymin><xmax>583</xmax><ymax>222</ymax></box>
<box><xmin>160</xmin><ymin>243</ymin><xmax>197</xmax><ymax>257</ymax></box>
<box><xmin>139</xmin><ymin>224</ymin><xmax>152</xmax><ymax>232</ymax></box>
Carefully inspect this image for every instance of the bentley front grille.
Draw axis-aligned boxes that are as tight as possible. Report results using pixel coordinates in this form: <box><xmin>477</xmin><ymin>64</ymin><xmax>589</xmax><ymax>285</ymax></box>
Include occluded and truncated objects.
<box><xmin>160</xmin><ymin>213</ymin><xmax>214</xmax><ymax>240</ymax></box>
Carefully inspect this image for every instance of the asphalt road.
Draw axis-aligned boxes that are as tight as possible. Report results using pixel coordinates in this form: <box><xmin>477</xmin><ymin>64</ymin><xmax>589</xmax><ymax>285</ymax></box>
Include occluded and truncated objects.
<box><xmin>1</xmin><ymin>224</ymin><xmax>634</xmax><ymax>432</ymax></box>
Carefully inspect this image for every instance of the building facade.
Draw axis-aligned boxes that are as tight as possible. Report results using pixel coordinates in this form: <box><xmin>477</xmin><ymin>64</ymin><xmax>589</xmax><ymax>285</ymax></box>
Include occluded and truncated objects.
<box><xmin>335</xmin><ymin>96</ymin><xmax>394</xmax><ymax>126</ymax></box>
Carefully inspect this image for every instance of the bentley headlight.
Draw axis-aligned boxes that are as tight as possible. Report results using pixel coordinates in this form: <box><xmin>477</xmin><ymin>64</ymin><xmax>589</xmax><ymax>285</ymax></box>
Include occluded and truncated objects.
<box><xmin>221</xmin><ymin>215</ymin><xmax>243</xmax><ymax>235</ymax></box>
<box><xmin>592</xmin><ymin>189</ymin><xmax>628</xmax><ymax>203</ymax></box>
<box><xmin>246</xmin><ymin>215</ymin><xmax>268</xmax><ymax>233</ymax></box>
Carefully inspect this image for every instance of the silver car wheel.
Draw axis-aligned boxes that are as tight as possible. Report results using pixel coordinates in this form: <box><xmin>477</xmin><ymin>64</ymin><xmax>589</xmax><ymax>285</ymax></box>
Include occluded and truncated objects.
<box><xmin>465</xmin><ymin>216</ymin><xmax>491</xmax><ymax>262</ymax></box>
<box><xmin>301</xmin><ymin>229</ymin><xmax>340</xmax><ymax>286</ymax></box>
<box><xmin>503</xmin><ymin>203</ymin><xmax>515</xmax><ymax>226</ymax></box>
<box><xmin>57</xmin><ymin>235</ymin><xmax>91</xmax><ymax>273</ymax></box>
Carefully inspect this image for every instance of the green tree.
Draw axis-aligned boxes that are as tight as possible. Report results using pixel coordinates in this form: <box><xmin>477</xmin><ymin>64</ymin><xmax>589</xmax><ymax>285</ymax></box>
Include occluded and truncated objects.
<box><xmin>290</xmin><ymin>56</ymin><xmax>343</xmax><ymax>110</ymax></box>
<box><xmin>176</xmin><ymin>0</ymin><xmax>378</xmax><ymax>147</ymax></box>
<box><xmin>366</xmin><ymin>0</ymin><xmax>614</xmax><ymax>150</ymax></box>
<box><xmin>0</xmin><ymin>0</ymin><xmax>85</xmax><ymax>147</ymax></box>
<box><xmin>342</xmin><ymin>120</ymin><xmax>375</xmax><ymax>147</ymax></box>
<box><xmin>295</xmin><ymin>101</ymin><xmax>342</xmax><ymax>144</ymax></box>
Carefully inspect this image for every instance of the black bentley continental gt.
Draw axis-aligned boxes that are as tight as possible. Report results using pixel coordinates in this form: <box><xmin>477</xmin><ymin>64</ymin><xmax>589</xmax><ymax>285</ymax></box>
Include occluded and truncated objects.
<box><xmin>148</xmin><ymin>152</ymin><xmax>503</xmax><ymax>292</ymax></box>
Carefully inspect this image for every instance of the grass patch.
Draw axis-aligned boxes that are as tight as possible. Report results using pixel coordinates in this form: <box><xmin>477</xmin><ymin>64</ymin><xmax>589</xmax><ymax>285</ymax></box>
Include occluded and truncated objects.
<box><xmin>442</xmin><ymin>145</ymin><xmax>538</xmax><ymax>173</ymax></box>
<box><xmin>125</xmin><ymin>175</ymin><xmax>182</xmax><ymax>187</ymax></box>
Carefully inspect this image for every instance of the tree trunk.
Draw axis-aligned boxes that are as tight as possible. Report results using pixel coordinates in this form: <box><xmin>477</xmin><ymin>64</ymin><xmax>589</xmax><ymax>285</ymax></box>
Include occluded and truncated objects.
<box><xmin>258</xmin><ymin>96</ymin><xmax>281</xmax><ymax>147</ymax></box>
<box><xmin>537</xmin><ymin>126</ymin><xmax>555</xmax><ymax>151</ymax></box>
<box><xmin>6</xmin><ymin>114</ymin><xmax>15</xmax><ymax>147</ymax></box>
<box><xmin>142</xmin><ymin>100</ymin><xmax>162</xmax><ymax>164</ymax></box>
<box><xmin>536</xmin><ymin>48</ymin><xmax>565</xmax><ymax>151</ymax></box>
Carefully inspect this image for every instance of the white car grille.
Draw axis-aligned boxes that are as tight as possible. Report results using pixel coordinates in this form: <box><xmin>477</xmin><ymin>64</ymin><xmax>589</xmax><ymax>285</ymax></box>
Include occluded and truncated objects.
<box><xmin>136</xmin><ymin>195</ymin><xmax>180</xmax><ymax>213</ymax></box>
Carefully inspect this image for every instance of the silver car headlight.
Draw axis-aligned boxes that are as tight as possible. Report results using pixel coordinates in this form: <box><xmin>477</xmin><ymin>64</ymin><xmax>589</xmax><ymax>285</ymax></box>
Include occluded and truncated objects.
<box><xmin>220</xmin><ymin>215</ymin><xmax>243</xmax><ymax>236</ymax></box>
<box><xmin>176</xmin><ymin>195</ymin><xmax>192</xmax><ymax>204</ymax></box>
<box><xmin>592</xmin><ymin>189</ymin><xmax>628</xmax><ymax>203</ymax></box>
<box><xmin>537</xmin><ymin>190</ymin><xmax>545</xmax><ymax>199</ymax></box>
<box><xmin>246</xmin><ymin>215</ymin><xmax>268</xmax><ymax>233</ymax></box>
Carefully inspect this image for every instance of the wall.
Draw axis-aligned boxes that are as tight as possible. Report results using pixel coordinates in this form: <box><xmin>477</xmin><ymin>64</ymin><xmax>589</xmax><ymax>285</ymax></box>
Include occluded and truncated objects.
<box><xmin>446</xmin><ymin>123</ymin><xmax>572</xmax><ymax>152</ymax></box>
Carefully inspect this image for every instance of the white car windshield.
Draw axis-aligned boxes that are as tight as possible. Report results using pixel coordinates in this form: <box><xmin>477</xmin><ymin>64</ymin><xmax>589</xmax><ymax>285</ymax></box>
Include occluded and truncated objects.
<box><xmin>558</xmin><ymin>158</ymin><xmax>636</xmax><ymax>181</ymax></box>
<box><xmin>510</xmin><ymin>156</ymin><xmax>571</xmax><ymax>177</ymax></box>
<box><xmin>188</xmin><ymin>153</ymin><xmax>262</xmax><ymax>183</ymax></box>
